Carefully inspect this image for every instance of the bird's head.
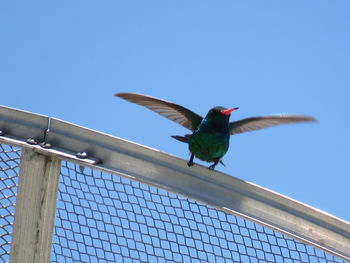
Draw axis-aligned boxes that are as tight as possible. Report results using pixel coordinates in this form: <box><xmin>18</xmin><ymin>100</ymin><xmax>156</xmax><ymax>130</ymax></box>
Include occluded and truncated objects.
<box><xmin>205</xmin><ymin>106</ymin><xmax>239</xmax><ymax>122</ymax></box>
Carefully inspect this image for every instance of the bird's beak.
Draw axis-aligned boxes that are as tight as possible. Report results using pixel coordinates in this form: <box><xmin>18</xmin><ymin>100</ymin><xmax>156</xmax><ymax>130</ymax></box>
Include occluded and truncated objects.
<box><xmin>220</xmin><ymin>107</ymin><xmax>239</xmax><ymax>116</ymax></box>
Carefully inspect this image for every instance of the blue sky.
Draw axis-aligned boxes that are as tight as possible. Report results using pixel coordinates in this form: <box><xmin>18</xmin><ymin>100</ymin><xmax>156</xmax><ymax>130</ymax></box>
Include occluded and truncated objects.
<box><xmin>1</xmin><ymin>0</ymin><xmax>349</xmax><ymax>224</ymax></box>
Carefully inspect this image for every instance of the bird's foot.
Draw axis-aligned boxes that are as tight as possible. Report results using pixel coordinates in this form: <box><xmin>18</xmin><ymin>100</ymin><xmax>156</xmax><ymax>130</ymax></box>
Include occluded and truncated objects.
<box><xmin>187</xmin><ymin>153</ymin><xmax>195</xmax><ymax>167</ymax></box>
<box><xmin>208</xmin><ymin>159</ymin><xmax>220</xmax><ymax>170</ymax></box>
<box><xmin>208</xmin><ymin>164</ymin><xmax>216</xmax><ymax>170</ymax></box>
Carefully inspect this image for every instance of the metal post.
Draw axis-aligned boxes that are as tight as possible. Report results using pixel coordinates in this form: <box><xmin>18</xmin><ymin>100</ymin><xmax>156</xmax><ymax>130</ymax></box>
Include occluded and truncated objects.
<box><xmin>10</xmin><ymin>149</ymin><xmax>61</xmax><ymax>263</ymax></box>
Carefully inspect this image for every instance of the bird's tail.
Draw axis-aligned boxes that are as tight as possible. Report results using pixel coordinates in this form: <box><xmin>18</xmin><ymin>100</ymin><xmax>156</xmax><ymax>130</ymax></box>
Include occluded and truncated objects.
<box><xmin>171</xmin><ymin>134</ymin><xmax>191</xmax><ymax>143</ymax></box>
<box><xmin>219</xmin><ymin>160</ymin><xmax>226</xmax><ymax>167</ymax></box>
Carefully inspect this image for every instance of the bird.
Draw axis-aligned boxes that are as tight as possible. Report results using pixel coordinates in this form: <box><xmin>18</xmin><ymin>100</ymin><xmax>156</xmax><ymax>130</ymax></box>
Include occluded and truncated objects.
<box><xmin>115</xmin><ymin>92</ymin><xmax>316</xmax><ymax>170</ymax></box>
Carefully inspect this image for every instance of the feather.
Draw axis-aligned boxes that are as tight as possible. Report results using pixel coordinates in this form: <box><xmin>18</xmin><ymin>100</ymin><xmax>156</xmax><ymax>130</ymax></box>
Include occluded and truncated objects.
<box><xmin>229</xmin><ymin>114</ymin><xmax>316</xmax><ymax>135</ymax></box>
<box><xmin>115</xmin><ymin>93</ymin><xmax>203</xmax><ymax>131</ymax></box>
<box><xmin>171</xmin><ymin>134</ymin><xmax>191</xmax><ymax>143</ymax></box>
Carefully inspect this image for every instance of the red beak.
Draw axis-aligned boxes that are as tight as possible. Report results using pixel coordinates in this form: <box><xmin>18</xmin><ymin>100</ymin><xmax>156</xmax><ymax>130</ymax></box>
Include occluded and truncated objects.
<box><xmin>220</xmin><ymin>107</ymin><xmax>239</xmax><ymax>116</ymax></box>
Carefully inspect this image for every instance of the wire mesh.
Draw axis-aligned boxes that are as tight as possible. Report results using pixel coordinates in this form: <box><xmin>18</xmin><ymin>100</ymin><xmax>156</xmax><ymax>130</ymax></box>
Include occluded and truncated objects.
<box><xmin>51</xmin><ymin>161</ymin><xmax>348</xmax><ymax>263</ymax></box>
<box><xmin>0</xmin><ymin>144</ymin><xmax>20</xmax><ymax>263</ymax></box>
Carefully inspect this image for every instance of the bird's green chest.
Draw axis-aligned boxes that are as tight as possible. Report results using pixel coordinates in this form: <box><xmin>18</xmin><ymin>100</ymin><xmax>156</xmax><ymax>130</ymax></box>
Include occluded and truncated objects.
<box><xmin>189</xmin><ymin>129</ymin><xmax>230</xmax><ymax>162</ymax></box>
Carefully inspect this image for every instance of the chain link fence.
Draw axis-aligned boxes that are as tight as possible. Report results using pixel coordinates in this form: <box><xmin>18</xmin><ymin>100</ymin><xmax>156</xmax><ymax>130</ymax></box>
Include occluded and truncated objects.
<box><xmin>0</xmin><ymin>143</ymin><xmax>348</xmax><ymax>263</ymax></box>
<box><xmin>0</xmin><ymin>144</ymin><xmax>20</xmax><ymax>263</ymax></box>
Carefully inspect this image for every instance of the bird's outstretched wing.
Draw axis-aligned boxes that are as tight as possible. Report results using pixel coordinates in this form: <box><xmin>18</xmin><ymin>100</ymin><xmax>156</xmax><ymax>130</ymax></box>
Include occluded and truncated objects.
<box><xmin>229</xmin><ymin>114</ymin><xmax>316</xmax><ymax>135</ymax></box>
<box><xmin>115</xmin><ymin>92</ymin><xmax>203</xmax><ymax>131</ymax></box>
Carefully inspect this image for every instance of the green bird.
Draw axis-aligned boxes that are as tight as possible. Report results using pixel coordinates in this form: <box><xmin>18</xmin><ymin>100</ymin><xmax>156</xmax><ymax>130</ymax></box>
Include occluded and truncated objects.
<box><xmin>115</xmin><ymin>92</ymin><xmax>315</xmax><ymax>170</ymax></box>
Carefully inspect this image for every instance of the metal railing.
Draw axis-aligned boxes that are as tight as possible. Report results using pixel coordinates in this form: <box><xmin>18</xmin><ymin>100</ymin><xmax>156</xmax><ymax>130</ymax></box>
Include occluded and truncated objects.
<box><xmin>0</xmin><ymin>105</ymin><xmax>349</xmax><ymax>263</ymax></box>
